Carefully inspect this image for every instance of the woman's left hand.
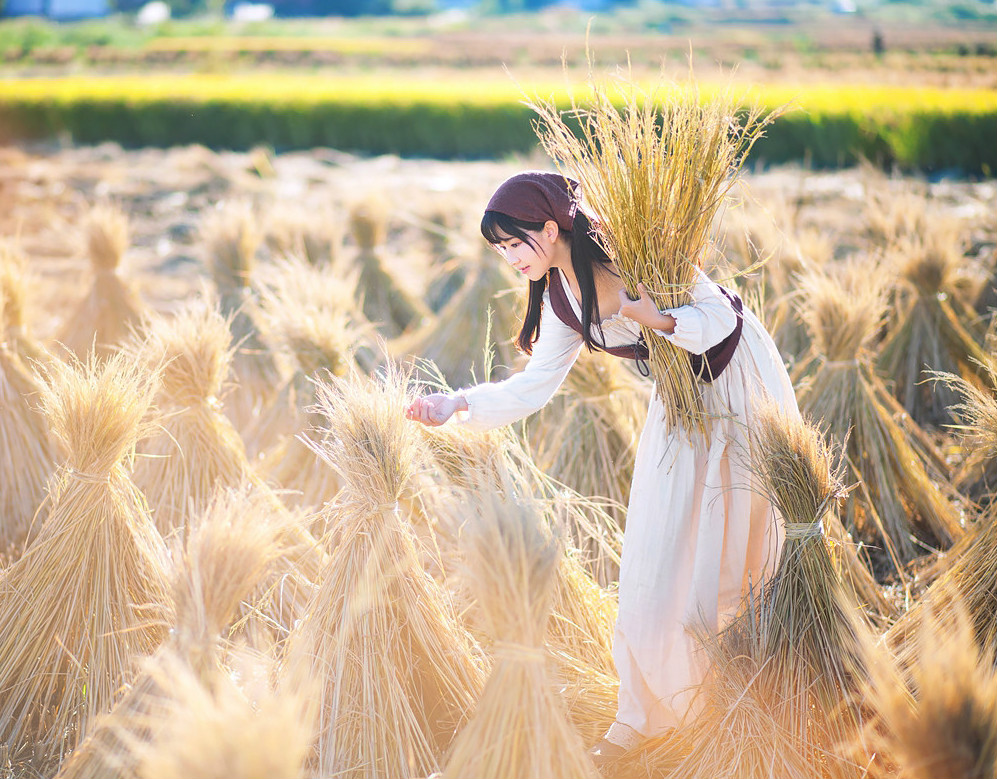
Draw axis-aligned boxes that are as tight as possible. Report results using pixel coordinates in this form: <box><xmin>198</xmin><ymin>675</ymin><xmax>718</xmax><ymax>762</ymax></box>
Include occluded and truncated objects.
<box><xmin>618</xmin><ymin>283</ymin><xmax>675</xmax><ymax>333</ymax></box>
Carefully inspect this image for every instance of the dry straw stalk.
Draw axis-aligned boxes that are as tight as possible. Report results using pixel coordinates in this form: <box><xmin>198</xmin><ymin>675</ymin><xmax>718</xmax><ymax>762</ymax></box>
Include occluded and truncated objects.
<box><xmin>441</xmin><ymin>484</ymin><xmax>598</xmax><ymax>779</ymax></box>
<box><xmin>528</xmin><ymin>68</ymin><xmax>779</xmax><ymax>434</ymax></box>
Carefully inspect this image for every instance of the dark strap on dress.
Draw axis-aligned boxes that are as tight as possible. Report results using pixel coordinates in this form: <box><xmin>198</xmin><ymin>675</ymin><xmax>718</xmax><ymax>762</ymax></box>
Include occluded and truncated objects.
<box><xmin>546</xmin><ymin>270</ymin><xmax>743</xmax><ymax>384</ymax></box>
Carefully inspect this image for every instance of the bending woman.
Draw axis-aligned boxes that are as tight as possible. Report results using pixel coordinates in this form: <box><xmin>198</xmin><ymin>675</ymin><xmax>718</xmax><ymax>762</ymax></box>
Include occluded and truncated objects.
<box><xmin>405</xmin><ymin>171</ymin><xmax>799</xmax><ymax>766</ymax></box>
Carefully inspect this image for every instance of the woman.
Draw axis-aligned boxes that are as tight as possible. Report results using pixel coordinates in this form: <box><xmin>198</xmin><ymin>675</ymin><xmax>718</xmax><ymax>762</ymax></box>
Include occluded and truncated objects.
<box><xmin>406</xmin><ymin>171</ymin><xmax>799</xmax><ymax>767</ymax></box>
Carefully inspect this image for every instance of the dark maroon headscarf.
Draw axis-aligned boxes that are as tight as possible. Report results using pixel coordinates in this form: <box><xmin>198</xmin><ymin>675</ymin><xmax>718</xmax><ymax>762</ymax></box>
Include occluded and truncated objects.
<box><xmin>484</xmin><ymin>171</ymin><xmax>580</xmax><ymax>231</ymax></box>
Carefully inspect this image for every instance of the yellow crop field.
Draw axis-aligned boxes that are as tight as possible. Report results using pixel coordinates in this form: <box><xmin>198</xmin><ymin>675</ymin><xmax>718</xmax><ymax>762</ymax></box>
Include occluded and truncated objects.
<box><xmin>1</xmin><ymin>73</ymin><xmax>993</xmax><ymax>114</ymax></box>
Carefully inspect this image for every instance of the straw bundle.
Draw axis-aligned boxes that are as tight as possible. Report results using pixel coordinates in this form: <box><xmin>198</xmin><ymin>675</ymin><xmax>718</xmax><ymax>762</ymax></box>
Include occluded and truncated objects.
<box><xmin>860</xmin><ymin>600</ymin><xmax>997</xmax><ymax>779</ymax></box>
<box><xmin>529</xmin><ymin>71</ymin><xmax>778</xmax><ymax>434</ymax></box>
<box><xmin>878</xmin><ymin>232</ymin><xmax>992</xmax><ymax>429</ymax></box>
<box><xmin>200</xmin><ymin>199</ymin><xmax>284</xmax><ymax>431</ymax></box>
<box><xmin>129</xmin><ymin>301</ymin><xmax>251</xmax><ymax>538</ymax></box>
<box><xmin>794</xmin><ymin>261</ymin><xmax>964</xmax><ymax>575</ymax></box>
<box><xmin>396</xmin><ymin>248</ymin><xmax>522</xmax><ymax>387</ymax></box>
<box><xmin>281</xmin><ymin>362</ymin><xmax>486</xmax><ymax>778</ymax></box>
<box><xmin>440</xmin><ymin>485</ymin><xmax>599</xmax><ymax>779</ymax></box>
<box><xmin>0</xmin><ymin>350</ymin><xmax>172</xmax><ymax>769</ymax></box>
<box><xmin>640</xmin><ymin>402</ymin><xmax>867</xmax><ymax>779</ymax></box>
<box><xmin>56</xmin><ymin>485</ymin><xmax>289</xmax><ymax>779</ymax></box>
<box><xmin>59</xmin><ymin>201</ymin><xmax>145</xmax><ymax>357</ymax></box>
<box><xmin>527</xmin><ymin>349</ymin><xmax>650</xmax><ymax>528</ymax></box>
<box><xmin>248</xmin><ymin>253</ymin><xmax>373</xmax><ymax>461</ymax></box>
<box><xmin>348</xmin><ymin>196</ymin><xmax>429</xmax><ymax>338</ymax></box>
<box><xmin>0</xmin><ymin>274</ymin><xmax>56</xmax><ymax>550</ymax></box>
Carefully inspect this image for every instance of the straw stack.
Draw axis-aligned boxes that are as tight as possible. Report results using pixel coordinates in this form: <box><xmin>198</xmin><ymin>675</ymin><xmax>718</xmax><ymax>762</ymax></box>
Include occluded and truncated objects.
<box><xmin>129</xmin><ymin>301</ymin><xmax>250</xmax><ymax>539</ymax></box>
<box><xmin>395</xmin><ymin>247</ymin><xmax>522</xmax><ymax>387</ymax></box>
<box><xmin>794</xmin><ymin>260</ymin><xmax>964</xmax><ymax>576</ymax></box>
<box><xmin>59</xmin><ymin>201</ymin><xmax>145</xmax><ymax>358</ymax></box>
<box><xmin>249</xmin><ymin>254</ymin><xmax>373</xmax><ymax>470</ymax></box>
<box><xmin>860</xmin><ymin>600</ymin><xmax>997</xmax><ymax>779</ymax></box>
<box><xmin>640</xmin><ymin>402</ymin><xmax>867</xmax><ymax>779</ymax></box>
<box><xmin>440</xmin><ymin>485</ymin><xmax>599</xmax><ymax>779</ymax></box>
<box><xmin>0</xmin><ymin>350</ymin><xmax>173</xmax><ymax>769</ymax></box>
<box><xmin>200</xmin><ymin>199</ymin><xmax>284</xmax><ymax>431</ymax></box>
<box><xmin>281</xmin><ymin>362</ymin><xmax>486</xmax><ymax>778</ymax></box>
<box><xmin>878</xmin><ymin>230</ymin><xmax>992</xmax><ymax>429</ymax></box>
<box><xmin>348</xmin><ymin>195</ymin><xmax>429</xmax><ymax>339</ymax></box>
<box><xmin>56</xmin><ymin>485</ymin><xmax>289</xmax><ymax>779</ymax></box>
<box><xmin>0</xmin><ymin>261</ymin><xmax>56</xmax><ymax>550</ymax></box>
<box><xmin>527</xmin><ymin>349</ymin><xmax>649</xmax><ymax>528</ymax></box>
<box><xmin>529</xmin><ymin>71</ymin><xmax>778</xmax><ymax>434</ymax></box>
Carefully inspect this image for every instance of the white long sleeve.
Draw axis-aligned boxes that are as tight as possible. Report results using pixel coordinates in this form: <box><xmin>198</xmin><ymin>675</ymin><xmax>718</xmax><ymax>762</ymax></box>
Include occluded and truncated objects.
<box><xmin>458</xmin><ymin>290</ymin><xmax>583</xmax><ymax>432</ymax></box>
<box><xmin>653</xmin><ymin>270</ymin><xmax>738</xmax><ymax>354</ymax></box>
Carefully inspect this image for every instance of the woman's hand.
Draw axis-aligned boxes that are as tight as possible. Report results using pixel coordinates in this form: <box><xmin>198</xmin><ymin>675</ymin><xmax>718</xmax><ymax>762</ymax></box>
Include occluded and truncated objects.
<box><xmin>618</xmin><ymin>283</ymin><xmax>676</xmax><ymax>334</ymax></box>
<box><xmin>405</xmin><ymin>392</ymin><xmax>467</xmax><ymax>427</ymax></box>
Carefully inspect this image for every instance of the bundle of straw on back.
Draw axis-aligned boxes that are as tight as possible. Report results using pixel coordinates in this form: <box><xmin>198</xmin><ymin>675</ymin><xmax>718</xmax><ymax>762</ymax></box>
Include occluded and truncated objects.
<box><xmin>129</xmin><ymin>301</ymin><xmax>251</xmax><ymax>539</ymax></box>
<box><xmin>638</xmin><ymin>402</ymin><xmax>868</xmax><ymax>779</ymax></box>
<box><xmin>440</xmin><ymin>484</ymin><xmax>599</xmax><ymax>779</ymax></box>
<box><xmin>421</xmin><ymin>197</ymin><xmax>470</xmax><ymax>313</ymax></box>
<box><xmin>200</xmin><ymin>199</ymin><xmax>284</xmax><ymax>432</ymax></box>
<box><xmin>56</xmin><ymin>485</ymin><xmax>289</xmax><ymax>779</ymax></box>
<box><xmin>281</xmin><ymin>361</ymin><xmax>486</xmax><ymax>779</ymax></box>
<box><xmin>0</xmin><ymin>350</ymin><xmax>172</xmax><ymax>770</ymax></box>
<box><xmin>794</xmin><ymin>260</ymin><xmax>964</xmax><ymax>577</ymax></box>
<box><xmin>395</xmin><ymin>247</ymin><xmax>522</xmax><ymax>386</ymax></box>
<box><xmin>59</xmin><ymin>201</ymin><xmax>146</xmax><ymax>358</ymax></box>
<box><xmin>527</xmin><ymin>349</ymin><xmax>649</xmax><ymax>528</ymax></box>
<box><xmin>878</xmin><ymin>231</ymin><xmax>992</xmax><ymax>429</ymax></box>
<box><xmin>0</xmin><ymin>279</ymin><xmax>56</xmax><ymax>550</ymax></box>
<box><xmin>348</xmin><ymin>195</ymin><xmax>429</xmax><ymax>338</ymax></box>
<box><xmin>859</xmin><ymin>599</ymin><xmax>997</xmax><ymax>779</ymax></box>
<box><xmin>529</xmin><ymin>71</ymin><xmax>778</xmax><ymax>435</ymax></box>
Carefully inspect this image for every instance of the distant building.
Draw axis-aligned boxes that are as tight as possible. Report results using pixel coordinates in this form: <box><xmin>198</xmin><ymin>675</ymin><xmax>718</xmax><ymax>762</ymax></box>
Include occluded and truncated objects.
<box><xmin>1</xmin><ymin>0</ymin><xmax>109</xmax><ymax>20</ymax></box>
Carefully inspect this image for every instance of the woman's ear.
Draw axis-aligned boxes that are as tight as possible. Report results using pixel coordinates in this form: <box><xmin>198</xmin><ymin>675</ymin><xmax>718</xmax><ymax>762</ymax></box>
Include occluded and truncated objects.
<box><xmin>543</xmin><ymin>220</ymin><xmax>560</xmax><ymax>242</ymax></box>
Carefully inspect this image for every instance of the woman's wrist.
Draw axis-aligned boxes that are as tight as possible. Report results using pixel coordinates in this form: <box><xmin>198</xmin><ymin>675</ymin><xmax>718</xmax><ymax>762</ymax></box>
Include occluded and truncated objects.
<box><xmin>453</xmin><ymin>393</ymin><xmax>469</xmax><ymax>413</ymax></box>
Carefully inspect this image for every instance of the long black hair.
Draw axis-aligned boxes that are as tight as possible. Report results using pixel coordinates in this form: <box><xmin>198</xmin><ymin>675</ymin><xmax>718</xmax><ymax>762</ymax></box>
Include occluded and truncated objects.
<box><xmin>480</xmin><ymin>208</ymin><xmax>613</xmax><ymax>355</ymax></box>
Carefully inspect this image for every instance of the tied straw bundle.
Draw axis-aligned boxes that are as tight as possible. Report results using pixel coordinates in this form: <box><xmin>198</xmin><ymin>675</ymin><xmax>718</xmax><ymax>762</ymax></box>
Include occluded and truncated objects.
<box><xmin>793</xmin><ymin>260</ymin><xmax>964</xmax><ymax>577</ymax></box>
<box><xmin>281</xmin><ymin>361</ymin><xmax>485</xmax><ymax>779</ymax></box>
<box><xmin>529</xmin><ymin>68</ymin><xmax>780</xmax><ymax>434</ymax></box>
<box><xmin>943</xmin><ymin>356</ymin><xmax>997</xmax><ymax>505</ymax></box>
<box><xmin>129</xmin><ymin>301</ymin><xmax>251</xmax><ymax>539</ymax></box>
<box><xmin>0</xmin><ymin>351</ymin><xmax>173</xmax><ymax>771</ymax></box>
<box><xmin>638</xmin><ymin>402</ymin><xmax>868</xmax><ymax>779</ymax></box>
<box><xmin>440</xmin><ymin>484</ymin><xmax>598</xmax><ymax>779</ymax></box>
<box><xmin>59</xmin><ymin>201</ymin><xmax>146</xmax><ymax>358</ymax></box>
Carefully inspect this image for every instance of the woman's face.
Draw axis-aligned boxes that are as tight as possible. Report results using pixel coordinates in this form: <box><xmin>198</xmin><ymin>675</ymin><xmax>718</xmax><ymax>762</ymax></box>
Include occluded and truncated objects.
<box><xmin>491</xmin><ymin>220</ymin><xmax>558</xmax><ymax>283</ymax></box>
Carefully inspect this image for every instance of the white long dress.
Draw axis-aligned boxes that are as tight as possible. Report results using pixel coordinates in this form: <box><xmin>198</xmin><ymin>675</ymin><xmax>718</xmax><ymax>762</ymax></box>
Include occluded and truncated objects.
<box><xmin>457</xmin><ymin>267</ymin><xmax>799</xmax><ymax>738</ymax></box>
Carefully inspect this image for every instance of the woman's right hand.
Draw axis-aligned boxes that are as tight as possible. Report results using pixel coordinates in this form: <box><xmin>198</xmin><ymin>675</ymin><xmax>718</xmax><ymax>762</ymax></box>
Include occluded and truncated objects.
<box><xmin>405</xmin><ymin>393</ymin><xmax>466</xmax><ymax>426</ymax></box>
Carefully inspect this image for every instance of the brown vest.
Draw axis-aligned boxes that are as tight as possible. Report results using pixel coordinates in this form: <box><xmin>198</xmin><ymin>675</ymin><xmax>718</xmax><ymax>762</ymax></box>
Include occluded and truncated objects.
<box><xmin>546</xmin><ymin>270</ymin><xmax>744</xmax><ymax>384</ymax></box>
